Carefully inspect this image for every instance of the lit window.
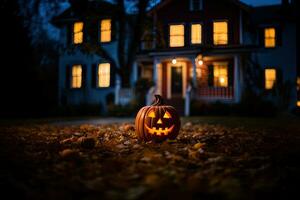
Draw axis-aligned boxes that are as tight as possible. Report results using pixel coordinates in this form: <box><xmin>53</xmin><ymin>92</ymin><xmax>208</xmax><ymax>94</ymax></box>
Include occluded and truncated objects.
<box><xmin>264</xmin><ymin>28</ymin><xmax>276</xmax><ymax>48</ymax></box>
<box><xmin>191</xmin><ymin>24</ymin><xmax>202</xmax><ymax>44</ymax></box>
<box><xmin>169</xmin><ymin>24</ymin><xmax>184</xmax><ymax>47</ymax></box>
<box><xmin>213</xmin><ymin>21</ymin><xmax>228</xmax><ymax>45</ymax></box>
<box><xmin>297</xmin><ymin>77</ymin><xmax>300</xmax><ymax>91</ymax></box>
<box><xmin>265</xmin><ymin>69</ymin><xmax>276</xmax><ymax>89</ymax></box>
<box><xmin>297</xmin><ymin>101</ymin><xmax>300</xmax><ymax>107</ymax></box>
<box><xmin>214</xmin><ymin>64</ymin><xmax>228</xmax><ymax>87</ymax></box>
<box><xmin>100</xmin><ymin>19</ymin><xmax>111</xmax><ymax>42</ymax></box>
<box><xmin>71</xmin><ymin>65</ymin><xmax>82</xmax><ymax>88</ymax></box>
<box><xmin>73</xmin><ymin>22</ymin><xmax>84</xmax><ymax>44</ymax></box>
<box><xmin>98</xmin><ymin>63</ymin><xmax>110</xmax><ymax>87</ymax></box>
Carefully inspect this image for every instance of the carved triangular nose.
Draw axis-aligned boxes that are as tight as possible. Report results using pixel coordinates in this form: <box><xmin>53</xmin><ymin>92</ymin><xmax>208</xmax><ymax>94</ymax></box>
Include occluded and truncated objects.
<box><xmin>157</xmin><ymin>119</ymin><xmax>163</xmax><ymax>124</ymax></box>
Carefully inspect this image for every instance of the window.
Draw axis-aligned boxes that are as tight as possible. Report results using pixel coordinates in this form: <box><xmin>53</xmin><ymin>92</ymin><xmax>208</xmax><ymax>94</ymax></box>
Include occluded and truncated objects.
<box><xmin>98</xmin><ymin>63</ymin><xmax>110</xmax><ymax>87</ymax></box>
<box><xmin>213</xmin><ymin>21</ymin><xmax>228</xmax><ymax>45</ymax></box>
<box><xmin>214</xmin><ymin>64</ymin><xmax>228</xmax><ymax>87</ymax></box>
<box><xmin>190</xmin><ymin>0</ymin><xmax>203</xmax><ymax>11</ymax></box>
<box><xmin>265</xmin><ymin>69</ymin><xmax>276</xmax><ymax>89</ymax></box>
<box><xmin>100</xmin><ymin>19</ymin><xmax>112</xmax><ymax>42</ymax></box>
<box><xmin>71</xmin><ymin>65</ymin><xmax>82</xmax><ymax>88</ymax></box>
<box><xmin>169</xmin><ymin>24</ymin><xmax>185</xmax><ymax>47</ymax></box>
<box><xmin>264</xmin><ymin>28</ymin><xmax>276</xmax><ymax>48</ymax></box>
<box><xmin>191</xmin><ymin>24</ymin><xmax>202</xmax><ymax>44</ymax></box>
<box><xmin>73</xmin><ymin>22</ymin><xmax>84</xmax><ymax>44</ymax></box>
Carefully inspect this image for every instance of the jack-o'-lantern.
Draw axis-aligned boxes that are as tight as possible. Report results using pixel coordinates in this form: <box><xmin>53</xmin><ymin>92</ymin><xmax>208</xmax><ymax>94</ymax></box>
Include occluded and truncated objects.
<box><xmin>135</xmin><ymin>95</ymin><xmax>180</xmax><ymax>142</ymax></box>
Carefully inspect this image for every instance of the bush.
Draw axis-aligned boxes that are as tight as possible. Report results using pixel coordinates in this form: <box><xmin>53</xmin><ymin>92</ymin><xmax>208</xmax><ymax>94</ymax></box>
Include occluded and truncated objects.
<box><xmin>50</xmin><ymin>104</ymin><xmax>102</xmax><ymax>117</ymax></box>
<box><xmin>235</xmin><ymin>91</ymin><xmax>278</xmax><ymax>117</ymax></box>
<box><xmin>190</xmin><ymin>100</ymin><xmax>232</xmax><ymax>116</ymax></box>
<box><xmin>106</xmin><ymin>102</ymin><xmax>139</xmax><ymax>117</ymax></box>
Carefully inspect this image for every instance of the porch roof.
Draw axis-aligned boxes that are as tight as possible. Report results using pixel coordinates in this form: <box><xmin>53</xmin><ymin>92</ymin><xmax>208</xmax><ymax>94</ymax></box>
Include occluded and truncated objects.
<box><xmin>139</xmin><ymin>45</ymin><xmax>258</xmax><ymax>57</ymax></box>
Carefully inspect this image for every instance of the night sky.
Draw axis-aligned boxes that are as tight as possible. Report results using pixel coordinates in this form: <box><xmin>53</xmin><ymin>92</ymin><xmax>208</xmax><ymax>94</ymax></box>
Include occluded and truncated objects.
<box><xmin>242</xmin><ymin>0</ymin><xmax>281</xmax><ymax>6</ymax></box>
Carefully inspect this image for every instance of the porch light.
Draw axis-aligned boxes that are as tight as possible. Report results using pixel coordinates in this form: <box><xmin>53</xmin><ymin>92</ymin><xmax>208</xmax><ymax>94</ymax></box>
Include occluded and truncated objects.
<box><xmin>172</xmin><ymin>58</ymin><xmax>177</xmax><ymax>64</ymax></box>
<box><xmin>297</xmin><ymin>101</ymin><xmax>300</xmax><ymax>107</ymax></box>
<box><xmin>198</xmin><ymin>59</ymin><xmax>203</xmax><ymax>66</ymax></box>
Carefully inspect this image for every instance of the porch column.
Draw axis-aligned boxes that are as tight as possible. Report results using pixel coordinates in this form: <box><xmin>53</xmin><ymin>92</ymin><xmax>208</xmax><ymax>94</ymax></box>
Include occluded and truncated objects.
<box><xmin>234</xmin><ymin>55</ymin><xmax>241</xmax><ymax>103</ymax></box>
<box><xmin>192</xmin><ymin>58</ymin><xmax>197</xmax><ymax>87</ymax></box>
<box><xmin>131</xmin><ymin>61</ymin><xmax>138</xmax><ymax>86</ymax></box>
<box><xmin>153</xmin><ymin>58</ymin><xmax>162</xmax><ymax>95</ymax></box>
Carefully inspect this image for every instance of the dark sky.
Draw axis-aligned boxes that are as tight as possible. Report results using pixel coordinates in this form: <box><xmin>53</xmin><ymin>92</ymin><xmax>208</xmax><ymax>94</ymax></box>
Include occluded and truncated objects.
<box><xmin>241</xmin><ymin>0</ymin><xmax>281</xmax><ymax>6</ymax></box>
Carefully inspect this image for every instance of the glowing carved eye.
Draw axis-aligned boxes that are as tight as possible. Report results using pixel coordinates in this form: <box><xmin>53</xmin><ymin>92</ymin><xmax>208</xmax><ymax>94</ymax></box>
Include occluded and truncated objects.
<box><xmin>148</xmin><ymin>111</ymin><xmax>156</xmax><ymax>118</ymax></box>
<box><xmin>163</xmin><ymin>111</ymin><xmax>172</xmax><ymax>119</ymax></box>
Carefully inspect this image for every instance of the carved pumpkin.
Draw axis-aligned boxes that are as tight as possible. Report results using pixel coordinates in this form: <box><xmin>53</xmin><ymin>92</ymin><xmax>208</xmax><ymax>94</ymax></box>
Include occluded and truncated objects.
<box><xmin>135</xmin><ymin>95</ymin><xmax>181</xmax><ymax>142</ymax></box>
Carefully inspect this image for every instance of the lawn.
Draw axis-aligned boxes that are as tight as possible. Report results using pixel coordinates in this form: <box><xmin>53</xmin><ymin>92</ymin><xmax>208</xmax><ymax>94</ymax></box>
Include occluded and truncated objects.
<box><xmin>1</xmin><ymin>116</ymin><xmax>300</xmax><ymax>200</ymax></box>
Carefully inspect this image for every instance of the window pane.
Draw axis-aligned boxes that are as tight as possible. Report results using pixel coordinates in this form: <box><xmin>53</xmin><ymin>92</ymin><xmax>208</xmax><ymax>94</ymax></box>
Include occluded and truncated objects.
<box><xmin>264</xmin><ymin>28</ymin><xmax>276</xmax><ymax>48</ymax></box>
<box><xmin>265</xmin><ymin>69</ymin><xmax>276</xmax><ymax>89</ymax></box>
<box><xmin>71</xmin><ymin>65</ymin><xmax>82</xmax><ymax>88</ymax></box>
<box><xmin>213</xmin><ymin>21</ymin><xmax>228</xmax><ymax>45</ymax></box>
<box><xmin>213</xmin><ymin>64</ymin><xmax>228</xmax><ymax>87</ymax></box>
<box><xmin>73</xmin><ymin>22</ymin><xmax>84</xmax><ymax>44</ymax></box>
<box><xmin>169</xmin><ymin>25</ymin><xmax>184</xmax><ymax>47</ymax></box>
<box><xmin>191</xmin><ymin>24</ymin><xmax>202</xmax><ymax>44</ymax></box>
<box><xmin>101</xmin><ymin>19</ymin><xmax>112</xmax><ymax>42</ymax></box>
<box><xmin>98</xmin><ymin>63</ymin><xmax>110</xmax><ymax>87</ymax></box>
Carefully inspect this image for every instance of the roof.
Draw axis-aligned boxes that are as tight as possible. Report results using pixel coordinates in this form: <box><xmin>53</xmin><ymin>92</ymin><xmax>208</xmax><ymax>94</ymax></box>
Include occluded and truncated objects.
<box><xmin>148</xmin><ymin>0</ymin><xmax>252</xmax><ymax>14</ymax></box>
<box><xmin>52</xmin><ymin>0</ymin><xmax>118</xmax><ymax>26</ymax></box>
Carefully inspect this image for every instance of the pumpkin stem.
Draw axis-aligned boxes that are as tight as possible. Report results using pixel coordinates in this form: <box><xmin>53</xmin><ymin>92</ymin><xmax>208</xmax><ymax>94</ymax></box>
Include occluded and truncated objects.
<box><xmin>152</xmin><ymin>94</ymin><xmax>164</xmax><ymax>106</ymax></box>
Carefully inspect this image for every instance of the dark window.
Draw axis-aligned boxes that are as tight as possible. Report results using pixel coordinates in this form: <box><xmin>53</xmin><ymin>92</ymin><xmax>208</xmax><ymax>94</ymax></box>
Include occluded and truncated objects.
<box><xmin>190</xmin><ymin>0</ymin><xmax>203</xmax><ymax>11</ymax></box>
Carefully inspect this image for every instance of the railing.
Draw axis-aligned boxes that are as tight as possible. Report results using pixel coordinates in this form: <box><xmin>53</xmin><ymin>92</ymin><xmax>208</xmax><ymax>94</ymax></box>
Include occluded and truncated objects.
<box><xmin>197</xmin><ymin>87</ymin><xmax>234</xmax><ymax>99</ymax></box>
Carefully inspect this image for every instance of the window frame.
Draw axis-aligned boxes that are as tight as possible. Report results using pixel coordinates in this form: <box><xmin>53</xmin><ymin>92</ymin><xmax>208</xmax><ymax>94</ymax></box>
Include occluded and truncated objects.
<box><xmin>264</xmin><ymin>27</ymin><xmax>276</xmax><ymax>48</ymax></box>
<box><xmin>190</xmin><ymin>22</ymin><xmax>203</xmax><ymax>45</ymax></box>
<box><xmin>72</xmin><ymin>21</ymin><xmax>84</xmax><ymax>45</ymax></box>
<box><xmin>213</xmin><ymin>20</ymin><xmax>229</xmax><ymax>46</ymax></box>
<box><xmin>169</xmin><ymin>23</ymin><xmax>185</xmax><ymax>48</ymax></box>
<box><xmin>99</xmin><ymin>19</ymin><xmax>112</xmax><ymax>43</ymax></box>
<box><xmin>97</xmin><ymin>63</ymin><xmax>111</xmax><ymax>88</ymax></box>
<box><xmin>70</xmin><ymin>64</ymin><xmax>83</xmax><ymax>89</ymax></box>
<box><xmin>264</xmin><ymin>68</ymin><xmax>277</xmax><ymax>90</ymax></box>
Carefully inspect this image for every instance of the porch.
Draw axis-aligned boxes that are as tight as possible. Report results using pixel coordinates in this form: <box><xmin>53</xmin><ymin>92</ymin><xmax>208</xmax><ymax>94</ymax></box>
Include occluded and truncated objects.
<box><xmin>137</xmin><ymin>54</ymin><xmax>242</xmax><ymax>115</ymax></box>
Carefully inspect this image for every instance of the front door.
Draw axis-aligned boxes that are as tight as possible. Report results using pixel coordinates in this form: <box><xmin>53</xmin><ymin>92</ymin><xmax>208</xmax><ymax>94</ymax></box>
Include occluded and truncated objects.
<box><xmin>171</xmin><ymin>66</ymin><xmax>183</xmax><ymax>97</ymax></box>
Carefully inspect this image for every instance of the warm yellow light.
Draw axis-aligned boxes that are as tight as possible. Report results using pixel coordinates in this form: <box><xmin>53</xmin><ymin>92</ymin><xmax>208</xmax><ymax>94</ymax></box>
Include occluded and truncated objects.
<box><xmin>172</xmin><ymin>58</ymin><xmax>177</xmax><ymax>64</ymax></box>
<box><xmin>198</xmin><ymin>60</ymin><xmax>203</xmax><ymax>66</ymax></box>
<box><xmin>213</xmin><ymin>21</ymin><xmax>228</xmax><ymax>45</ymax></box>
<box><xmin>101</xmin><ymin>19</ymin><xmax>111</xmax><ymax>42</ymax></box>
<box><xmin>148</xmin><ymin>111</ymin><xmax>156</xmax><ymax>118</ymax></box>
<box><xmin>214</xmin><ymin>64</ymin><xmax>228</xmax><ymax>87</ymax></box>
<box><xmin>219</xmin><ymin>77</ymin><xmax>225</xmax><ymax>84</ymax></box>
<box><xmin>73</xmin><ymin>22</ymin><xmax>84</xmax><ymax>44</ymax></box>
<box><xmin>98</xmin><ymin>63</ymin><xmax>110</xmax><ymax>87</ymax></box>
<box><xmin>265</xmin><ymin>28</ymin><xmax>276</xmax><ymax>48</ymax></box>
<box><xmin>297</xmin><ymin>101</ymin><xmax>300</xmax><ymax>107</ymax></box>
<box><xmin>169</xmin><ymin>24</ymin><xmax>184</xmax><ymax>47</ymax></box>
<box><xmin>265</xmin><ymin>69</ymin><xmax>276</xmax><ymax>89</ymax></box>
<box><xmin>191</xmin><ymin>24</ymin><xmax>202</xmax><ymax>44</ymax></box>
<box><xmin>163</xmin><ymin>111</ymin><xmax>171</xmax><ymax>119</ymax></box>
<box><xmin>71</xmin><ymin>65</ymin><xmax>82</xmax><ymax>88</ymax></box>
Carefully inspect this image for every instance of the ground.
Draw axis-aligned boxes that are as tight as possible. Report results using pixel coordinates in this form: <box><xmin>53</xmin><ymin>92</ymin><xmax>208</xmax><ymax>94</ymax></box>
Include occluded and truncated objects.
<box><xmin>1</xmin><ymin>116</ymin><xmax>300</xmax><ymax>200</ymax></box>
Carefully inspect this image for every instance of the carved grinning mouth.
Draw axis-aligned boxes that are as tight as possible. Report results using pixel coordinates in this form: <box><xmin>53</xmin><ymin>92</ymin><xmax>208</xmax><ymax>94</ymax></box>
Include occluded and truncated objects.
<box><xmin>145</xmin><ymin>124</ymin><xmax>175</xmax><ymax>136</ymax></box>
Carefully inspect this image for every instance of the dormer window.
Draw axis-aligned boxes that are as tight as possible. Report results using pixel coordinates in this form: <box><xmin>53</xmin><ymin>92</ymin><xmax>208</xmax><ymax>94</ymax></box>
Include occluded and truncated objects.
<box><xmin>100</xmin><ymin>19</ymin><xmax>112</xmax><ymax>43</ymax></box>
<box><xmin>73</xmin><ymin>22</ymin><xmax>84</xmax><ymax>44</ymax></box>
<box><xmin>190</xmin><ymin>0</ymin><xmax>203</xmax><ymax>11</ymax></box>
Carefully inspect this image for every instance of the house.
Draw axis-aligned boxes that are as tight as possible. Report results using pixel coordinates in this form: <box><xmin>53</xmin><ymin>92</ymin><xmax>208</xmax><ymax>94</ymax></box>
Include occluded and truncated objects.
<box><xmin>53</xmin><ymin>0</ymin><xmax>298</xmax><ymax>115</ymax></box>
